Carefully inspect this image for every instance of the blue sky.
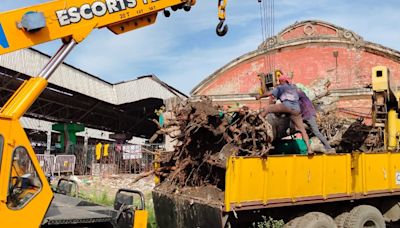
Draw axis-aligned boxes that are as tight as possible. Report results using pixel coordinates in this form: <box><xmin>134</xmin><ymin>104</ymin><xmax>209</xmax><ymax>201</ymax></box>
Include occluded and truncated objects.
<box><xmin>1</xmin><ymin>0</ymin><xmax>399</xmax><ymax>94</ymax></box>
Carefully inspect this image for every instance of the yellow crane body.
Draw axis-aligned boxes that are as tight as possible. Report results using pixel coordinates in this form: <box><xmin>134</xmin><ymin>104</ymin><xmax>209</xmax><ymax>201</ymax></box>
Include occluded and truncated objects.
<box><xmin>0</xmin><ymin>118</ymin><xmax>53</xmax><ymax>227</ymax></box>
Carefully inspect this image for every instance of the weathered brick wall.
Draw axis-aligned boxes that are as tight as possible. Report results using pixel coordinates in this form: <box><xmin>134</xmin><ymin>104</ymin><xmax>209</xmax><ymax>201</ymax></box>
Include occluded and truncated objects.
<box><xmin>281</xmin><ymin>23</ymin><xmax>338</xmax><ymax>41</ymax></box>
<box><xmin>193</xmin><ymin>21</ymin><xmax>400</xmax><ymax>124</ymax></box>
<box><xmin>198</xmin><ymin>45</ymin><xmax>400</xmax><ymax>95</ymax></box>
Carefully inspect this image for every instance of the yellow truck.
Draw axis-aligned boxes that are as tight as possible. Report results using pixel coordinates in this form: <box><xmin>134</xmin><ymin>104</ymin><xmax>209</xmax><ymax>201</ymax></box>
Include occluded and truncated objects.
<box><xmin>152</xmin><ymin>66</ymin><xmax>400</xmax><ymax>228</ymax></box>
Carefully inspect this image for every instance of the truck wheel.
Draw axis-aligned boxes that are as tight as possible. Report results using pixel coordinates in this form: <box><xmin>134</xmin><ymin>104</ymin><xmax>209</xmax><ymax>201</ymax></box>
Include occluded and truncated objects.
<box><xmin>335</xmin><ymin>212</ymin><xmax>349</xmax><ymax>228</ymax></box>
<box><xmin>344</xmin><ymin>205</ymin><xmax>385</xmax><ymax>228</ymax></box>
<box><xmin>296</xmin><ymin>212</ymin><xmax>337</xmax><ymax>228</ymax></box>
<box><xmin>283</xmin><ymin>216</ymin><xmax>304</xmax><ymax>228</ymax></box>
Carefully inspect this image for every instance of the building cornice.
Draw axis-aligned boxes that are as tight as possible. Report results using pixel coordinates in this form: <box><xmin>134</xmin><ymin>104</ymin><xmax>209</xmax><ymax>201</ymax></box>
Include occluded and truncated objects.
<box><xmin>191</xmin><ymin>20</ymin><xmax>400</xmax><ymax>95</ymax></box>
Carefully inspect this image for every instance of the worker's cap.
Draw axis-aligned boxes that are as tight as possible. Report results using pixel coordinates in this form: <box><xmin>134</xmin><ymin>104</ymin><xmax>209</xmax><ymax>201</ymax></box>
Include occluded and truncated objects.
<box><xmin>278</xmin><ymin>75</ymin><xmax>291</xmax><ymax>83</ymax></box>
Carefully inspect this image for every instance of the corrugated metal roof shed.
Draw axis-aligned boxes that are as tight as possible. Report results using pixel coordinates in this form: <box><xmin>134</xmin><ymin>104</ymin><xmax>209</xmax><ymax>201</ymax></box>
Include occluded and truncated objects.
<box><xmin>0</xmin><ymin>48</ymin><xmax>187</xmax><ymax>139</ymax></box>
<box><xmin>0</xmin><ymin>48</ymin><xmax>185</xmax><ymax>105</ymax></box>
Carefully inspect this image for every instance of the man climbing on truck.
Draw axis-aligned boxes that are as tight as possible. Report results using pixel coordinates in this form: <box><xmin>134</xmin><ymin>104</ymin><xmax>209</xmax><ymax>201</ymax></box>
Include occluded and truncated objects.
<box><xmin>255</xmin><ymin>74</ymin><xmax>313</xmax><ymax>155</ymax></box>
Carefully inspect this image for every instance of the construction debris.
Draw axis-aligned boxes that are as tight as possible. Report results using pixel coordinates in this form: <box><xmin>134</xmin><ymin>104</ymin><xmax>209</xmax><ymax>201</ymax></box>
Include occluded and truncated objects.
<box><xmin>150</xmin><ymin>98</ymin><xmax>314</xmax><ymax>189</ymax></box>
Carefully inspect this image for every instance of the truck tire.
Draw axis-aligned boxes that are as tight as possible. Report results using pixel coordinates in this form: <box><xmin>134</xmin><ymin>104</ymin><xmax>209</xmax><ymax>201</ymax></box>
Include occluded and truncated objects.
<box><xmin>296</xmin><ymin>212</ymin><xmax>337</xmax><ymax>228</ymax></box>
<box><xmin>335</xmin><ymin>212</ymin><xmax>349</xmax><ymax>228</ymax></box>
<box><xmin>283</xmin><ymin>216</ymin><xmax>304</xmax><ymax>228</ymax></box>
<box><xmin>344</xmin><ymin>205</ymin><xmax>385</xmax><ymax>228</ymax></box>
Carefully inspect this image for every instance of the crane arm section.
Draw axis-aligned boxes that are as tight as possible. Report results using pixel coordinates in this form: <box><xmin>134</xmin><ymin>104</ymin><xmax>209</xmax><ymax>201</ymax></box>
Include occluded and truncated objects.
<box><xmin>0</xmin><ymin>0</ymin><xmax>194</xmax><ymax>55</ymax></box>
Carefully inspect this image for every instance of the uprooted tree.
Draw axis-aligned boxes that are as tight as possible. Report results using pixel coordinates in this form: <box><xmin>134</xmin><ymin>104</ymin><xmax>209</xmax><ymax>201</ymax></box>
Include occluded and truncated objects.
<box><xmin>147</xmin><ymin>78</ymin><xmax>381</xmax><ymax>193</ymax></box>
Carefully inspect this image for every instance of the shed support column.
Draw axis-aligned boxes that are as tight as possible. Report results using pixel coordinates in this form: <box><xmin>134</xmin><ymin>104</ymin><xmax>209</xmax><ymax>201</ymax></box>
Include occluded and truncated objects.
<box><xmin>84</xmin><ymin>131</ymin><xmax>89</xmax><ymax>174</ymax></box>
<box><xmin>46</xmin><ymin>129</ymin><xmax>51</xmax><ymax>155</ymax></box>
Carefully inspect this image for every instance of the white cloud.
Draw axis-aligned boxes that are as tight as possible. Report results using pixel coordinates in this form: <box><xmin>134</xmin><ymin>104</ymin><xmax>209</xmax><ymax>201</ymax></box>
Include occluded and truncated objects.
<box><xmin>163</xmin><ymin>33</ymin><xmax>262</xmax><ymax>94</ymax></box>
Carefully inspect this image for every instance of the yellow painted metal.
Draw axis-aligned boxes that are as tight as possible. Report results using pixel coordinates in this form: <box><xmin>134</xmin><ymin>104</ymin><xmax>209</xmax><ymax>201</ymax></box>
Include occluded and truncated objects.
<box><xmin>372</xmin><ymin>66</ymin><xmax>389</xmax><ymax>92</ymax></box>
<box><xmin>352</xmin><ymin>152</ymin><xmax>400</xmax><ymax>195</ymax></box>
<box><xmin>154</xmin><ymin>154</ymin><xmax>160</xmax><ymax>184</ymax></box>
<box><xmin>0</xmin><ymin>0</ymin><xmax>188</xmax><ymax>55</ymax></box>
<box><xmin>225</xmin><ymin>153</ymin><xmax>400</xmax><ymax>212</ymax></box>
<box><xmin>217</xmin><ymin>0</ymin><xmax>227</xmax><ymax>20</ymax></box>
<box><xmin>133</xmin><ymin>210</ymin><xmax>148</xmax><ymax>228</ymax></box>
<box><xmin>224</xmin><ymin>154</ymin><xmax>351</xmax><ymax>212</ymax></box>
<box><xmin>0</xmin><ymin>77</ymin><xmax>48</xmax><ymax>120</ymax></box>
<box><xmin>387</xmin><ymin>110</ymin><xmax>399</xmax><ymax>150</ymax></box>
<box><xmin>371</xmin><ymin>65</ymin><xmax>400</xmax><ymax>151</ymax></box>
<box><xmin>107</xmin><ymin>13</ymin><xmax>157</xmax><ymax>35</ymax></box>
<box><xmin>0</xmin><ymin>118</ymin><xmax>53</xmax><ymax>227</ymax></box>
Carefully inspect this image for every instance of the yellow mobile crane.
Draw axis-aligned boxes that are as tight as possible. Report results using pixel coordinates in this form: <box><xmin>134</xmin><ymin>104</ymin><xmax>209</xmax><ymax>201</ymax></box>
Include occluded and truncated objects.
<box><xmin>0</xmin><ymin>0</ymin><xmax>228</xmax><ymax>227</ymax></box>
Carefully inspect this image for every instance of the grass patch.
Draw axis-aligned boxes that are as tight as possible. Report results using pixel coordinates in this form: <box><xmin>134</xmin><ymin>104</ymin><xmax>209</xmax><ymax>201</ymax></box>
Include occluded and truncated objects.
<box><xmin>79</xmin><ymin>190</ymin><xmax>114</xmax><ymax>206</ymax></box>
<box><xmin>251</xmin><ymin>216</ymin><xmax>284</xmax><ymax>228</ymax></box>
<box><xmin>146</xmin><ymin>192</ymin><xmax>157</xmax><ymax>228</ymax></box>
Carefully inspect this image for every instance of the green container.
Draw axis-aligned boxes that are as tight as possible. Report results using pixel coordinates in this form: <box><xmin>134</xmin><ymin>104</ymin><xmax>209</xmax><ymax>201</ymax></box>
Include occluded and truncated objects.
<box><xmin>271</xmin><ymin>138</ymin><xmax>308</xmax><ymax>155</ymax></box>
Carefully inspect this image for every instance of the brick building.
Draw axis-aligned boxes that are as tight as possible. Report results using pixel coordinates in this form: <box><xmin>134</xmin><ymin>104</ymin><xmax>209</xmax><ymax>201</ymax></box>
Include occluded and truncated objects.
<box><xmin>191</xmin><ymin>20</ymin><xmax>400</xmax><ymax>122</ymax></box>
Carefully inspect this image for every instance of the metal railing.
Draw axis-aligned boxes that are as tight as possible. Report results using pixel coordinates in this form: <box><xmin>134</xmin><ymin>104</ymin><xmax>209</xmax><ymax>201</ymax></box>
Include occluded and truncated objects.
<box><xmin>54</xmin><ymin>155</ymin><xmax>76</xmax><ymax>175</ymax></box>
<box><xmin>36</xmin><ymin>154</ymin><xmax>76</xmax><ymax>176</ymax></box>
<box><xmin>36</xmin><ymin>154</ymin><xmax>56</xmax><ymax>176</ymax></box>
<box><xmin>37</xmin><ymin>143</ymin><xmax>160</xmax><ymax>176</ymax></box>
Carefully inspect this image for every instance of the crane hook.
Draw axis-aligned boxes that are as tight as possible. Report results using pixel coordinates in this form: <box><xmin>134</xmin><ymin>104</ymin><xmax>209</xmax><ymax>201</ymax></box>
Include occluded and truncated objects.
<box><xmin>216</xmin><ymin>20</ymin><xmax>228</xmax><ymax>36</ymax></box>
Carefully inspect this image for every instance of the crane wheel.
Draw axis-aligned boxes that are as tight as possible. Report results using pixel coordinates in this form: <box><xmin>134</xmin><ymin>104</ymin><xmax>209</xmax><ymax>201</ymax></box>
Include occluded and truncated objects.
<box><xmin>283</xmin><ymin>212</ymin><xmax>336</xmax><ymax>228</ymax></box>
<box><xmin>293</xmin><ymin>212</ymin><xmax>336</xmax><ymax>228</ymax></box>
<box><xmin>335</xmin><ymin>212</ymin><xmax>349</xmax><ymax>228</ymax></box>
<box><xmin>283</xmin><ymin>216</ymin><xmax>303</xmax><ymax>228</ymax></box>
<box><xmin>344</xmin><ymin>205</ymin><xmax>385</xmax><ymax>228</ymax></box>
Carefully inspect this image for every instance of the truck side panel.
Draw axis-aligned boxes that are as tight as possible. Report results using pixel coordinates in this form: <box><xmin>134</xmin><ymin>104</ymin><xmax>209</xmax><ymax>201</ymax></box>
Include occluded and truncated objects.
<box><xmin>353</xmin><ymin>152</ymin><xmax>400</xmax><ymax>196</ymax></box>
<box><xmin>225</xmin><ymin>154</ymin><xmax>350</xmax><ymax>212</ymax></box>
<box><xmin>225</xmin><ymin>153</ymin><xmax>400</xmax><ymax>212</ymax></box>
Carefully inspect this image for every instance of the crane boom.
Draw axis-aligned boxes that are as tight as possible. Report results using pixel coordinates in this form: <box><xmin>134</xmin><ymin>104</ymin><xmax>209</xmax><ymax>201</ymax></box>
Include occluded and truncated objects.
<box><xmin>0</xmin><ymin>0</ymin><xmax>193</xmax><ymax>55</ymax></box>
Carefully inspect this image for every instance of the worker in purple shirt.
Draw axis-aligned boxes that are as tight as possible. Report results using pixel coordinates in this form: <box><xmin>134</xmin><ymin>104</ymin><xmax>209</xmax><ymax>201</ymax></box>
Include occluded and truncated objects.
<box><xmin>256</xmin><ymin>75</ymin><xmax>313</xmax><ymax>155</ymax></box>
<box><xmin>297</xmin><ymin>89</ymin><xmax>336</xmax><ymax>153</ymax></box>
